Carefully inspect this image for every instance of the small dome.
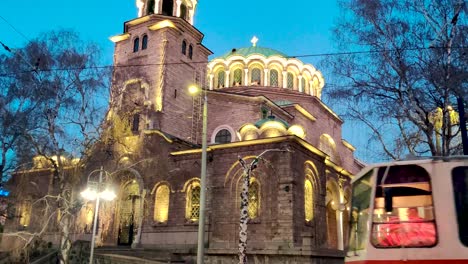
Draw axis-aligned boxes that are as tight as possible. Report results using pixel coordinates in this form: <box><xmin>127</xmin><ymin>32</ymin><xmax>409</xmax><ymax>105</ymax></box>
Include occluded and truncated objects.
<box><xmin>217</xmin><ymin>46</ymin><xmax>287</xmax><ymax>60</ymax></box>
<box><xmin>254</xmin><ymin>116</ymin><xmax>289</xmax><ymax>128</ymax></box>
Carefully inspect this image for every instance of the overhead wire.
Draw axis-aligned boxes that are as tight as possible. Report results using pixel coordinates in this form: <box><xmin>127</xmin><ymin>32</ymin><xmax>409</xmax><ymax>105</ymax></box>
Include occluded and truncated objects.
<box><xmin>0</xmin><ymin>45</ymin><xmax>466</xmax><ymax>77</ymax></box>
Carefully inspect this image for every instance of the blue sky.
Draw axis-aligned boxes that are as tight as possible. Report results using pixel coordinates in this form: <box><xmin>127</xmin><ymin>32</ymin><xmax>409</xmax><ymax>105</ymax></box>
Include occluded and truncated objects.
<box><xmin>0</xmin><ymin>0</ymin><xmax>374</xmax><ymax>162</ymax></box>
<box><xmin>0</xmin><ymin>0</ymin><xmax>340</xmax><ymax>64</ymax></box>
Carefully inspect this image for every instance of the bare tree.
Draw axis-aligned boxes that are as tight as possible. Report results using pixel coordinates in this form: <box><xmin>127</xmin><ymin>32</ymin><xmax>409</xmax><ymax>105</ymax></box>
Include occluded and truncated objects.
<box><xmin>1</xmin><ymin>30</ymin><xmax>110</xmax><ymax>263</ymax></box>
<box><xmin>324</xmin><ymin>0</ymin><xmax>467</xmax><ymax>159</ymax></box>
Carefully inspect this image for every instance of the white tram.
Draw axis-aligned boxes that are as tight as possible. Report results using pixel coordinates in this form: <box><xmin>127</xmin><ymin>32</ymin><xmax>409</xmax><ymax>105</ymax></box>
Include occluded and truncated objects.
<box><xmin>345</xmin><ymin>156</ymin><xmax>468</xmax><ymax>264</ymax></box>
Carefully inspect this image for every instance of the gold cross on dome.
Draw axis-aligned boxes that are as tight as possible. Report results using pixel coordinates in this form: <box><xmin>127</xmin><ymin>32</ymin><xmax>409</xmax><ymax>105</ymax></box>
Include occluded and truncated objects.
<box><xmin>251</xmin><ymin>36</ymin><xmax>258</xmax><ymax>47</ymax></box>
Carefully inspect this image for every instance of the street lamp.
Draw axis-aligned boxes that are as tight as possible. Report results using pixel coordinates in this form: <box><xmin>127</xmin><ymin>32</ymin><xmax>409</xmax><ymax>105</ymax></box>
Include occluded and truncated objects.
<box><xmin>80</xmin><ymin>167</ymin><xmax>116</xmax><ymax>264</ymax></box>
<box><xmin>188</xmin><ymin>85</ymin><xmax>208</xmax><ymax>264</ymax></box>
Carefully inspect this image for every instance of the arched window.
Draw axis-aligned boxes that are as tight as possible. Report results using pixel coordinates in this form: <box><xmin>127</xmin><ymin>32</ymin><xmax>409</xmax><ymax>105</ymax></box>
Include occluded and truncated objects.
<box><xmin>142</xmin><ymin>35</ymin><xmax>148</xmax><ymax>50</ymax></box>
<box><xmin>214</xmin><ymin>129</ymin><xmax>231</xmax><ymax>143</ymax></box>
<box><xmin>186</xmin><ymin>182</ymin><xmax>200</xmax><ymax>221</ymax></box>
<box><xmin>305</xmin><ymin>179</ymin><xmax>313</xmax><ymax>221</ymax></box>
<box><xmin>162</xmin><ymin>0</ymin><xmax>174</xmax><ymax>16</ymax></box>
<box><xmin>181</xmin><ymin>40</ymin><xmax>187</xmax><ymax>55</ymax></box>
<box><xmin>19</xmin><ymin>200</ymin><xmax>32</xmax><ymax>227</ymax></box>
<box><xmin>233</xmin><ymin>69</ymin><xmax>242</xmax><ymax>85</ymax></box>
<box><xmin>180</xmin><ymin>3</ymin><xmax>187</xmax><ymax>20</ymax></box>
<box><xmin>287</xmin><ymin>72</ymin><xmax>294</xmax><ymax>89</ymax></box>
<box><xmin>251</xmin><ymin>68</ymin><xmax>261</xmax><ymax>85</ymax></box>
<box><xmin>147</xmin><ymin>0</ymin><xmax>155</xmax><ymax>14</ymax></box>
<box><xmin>133</xmin><ymin>37</ymin><xmax>140</xmax><ymax>53</ymax></box>
<box><xmin>216</xmin><ymin>70</ymin><xmax>225</xmax><ymax>88</ymax></box>
<box><xmin>248</xmin><ymin>179</ymin><xmax>260</xmax><ymax>219</ymax></box>
<box><xmin>154</xmin><ymin>184</ymin><xmax>170</xmax><ymax>223</ymax></box>
<box><xmin>270</xmin><ymin>69</ymin><xmax>278</xmax><ymax>87</ymax></box>
<box><xmin>188</xmin><ymin>45</ymin><xmax>193</xmax><ymax>59</ymax></box>
<box><xmin>301</xmin><ymin>78</ymin><xmax>306</xmax><ymax>92</ymax></box>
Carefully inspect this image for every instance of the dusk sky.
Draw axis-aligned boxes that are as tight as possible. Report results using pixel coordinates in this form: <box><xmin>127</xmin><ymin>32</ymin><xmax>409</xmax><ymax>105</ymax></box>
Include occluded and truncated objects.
<box><xmin>0</xmin><ymin>0</ymin><xmax>373</xmax><ymax>162</ymax></box>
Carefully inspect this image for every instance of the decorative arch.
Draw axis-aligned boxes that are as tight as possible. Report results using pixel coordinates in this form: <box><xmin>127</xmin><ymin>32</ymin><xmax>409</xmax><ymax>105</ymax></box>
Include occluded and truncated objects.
<box><xmin>326</xmin><ymin>177</ymin><xmax>340</xmax><ymax>249</ymax></box>
<box><xmin>232</xmin><ymin>68</ymin><xmax>243</xmax><ymax>86</ymax></box>
<box><xmin>214</xmin><ymin>68</ymin><xmax>226</xmax><ymax>88</ymax></box>
<box><xmin>319</xmin><ymin>134</ymin><xmax>341</xmax><ymax>165</ymax></box>
<box><xmin>304</xmin><ymin>161</ymin><xmax>321</xmax><ymax>222</ymax></box>
<box><xmin>211</xmin><ymin>124</ymin><xmax>235</xmax><ymax>143</ymax></box>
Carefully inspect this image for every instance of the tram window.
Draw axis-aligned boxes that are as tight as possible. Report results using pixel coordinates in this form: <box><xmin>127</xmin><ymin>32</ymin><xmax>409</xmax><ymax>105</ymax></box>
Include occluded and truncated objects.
<box><xmin>452</xmin><ymin>167</ymin><xmax>468</xmax><ymax>247</ymax></box>
<box><xmin>371</xmin><ymin>165</ymin><xmax>437</xmax><ymax>248</ymax></box>
<box><xmin>348</xmin><ymin>170</ymin><xmax>373</xmax><ymax>252</ymax></box>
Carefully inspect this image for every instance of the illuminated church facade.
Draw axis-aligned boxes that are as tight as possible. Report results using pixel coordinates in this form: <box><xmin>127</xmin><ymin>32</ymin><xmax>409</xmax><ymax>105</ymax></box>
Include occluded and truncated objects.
<box><xmin>5</xmin><ymin>0</ymin><xmax>363</xmax><ymax>263</ymax></box>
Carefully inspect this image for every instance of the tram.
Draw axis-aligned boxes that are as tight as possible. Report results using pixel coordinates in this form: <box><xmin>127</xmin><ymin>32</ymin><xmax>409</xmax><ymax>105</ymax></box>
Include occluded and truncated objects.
<box><xmin>345</xmin><ymin>156</ymin><xmax>468</xmax><ymax>264</ymax></box>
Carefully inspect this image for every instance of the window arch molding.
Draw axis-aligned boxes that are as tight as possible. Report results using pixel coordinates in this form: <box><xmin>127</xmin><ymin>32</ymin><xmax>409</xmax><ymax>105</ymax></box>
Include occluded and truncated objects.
<box><xmin>183</xmin><ymin>178</ymin><xmax>201</xmax><ymax>221</ymax></box>
<box><xmin>210</xmin><ymin>125</ymin><xmax>236</xmax><ymax>143</ymax></box>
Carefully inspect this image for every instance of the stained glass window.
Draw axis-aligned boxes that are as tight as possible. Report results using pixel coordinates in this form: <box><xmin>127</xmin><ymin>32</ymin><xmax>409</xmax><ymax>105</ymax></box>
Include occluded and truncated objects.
<box><xmin>154</xmin><ymin>184</ymin><xmax>170</xmax><ymax>222</ymax></box>
<box><xmin>287</xmin><ymin>73</ymin><xmax>294</xmax><ymax>89</ymax></box>
<box><xmin>270</xmin><ymin>70</ymin><xmax>278</xmax><ymax>86</ymax></box>
<box><xmin>251</xmin><ymin>68</ymin><xmax>261</xmax><ymax>85</ymax></box>
<box><xmin>217</xmin><ymin>71</ymin><xmax>225</xmax><ymax>88</ymax></box>
<box><xmin>248</xmin><ymin>180</ymin><xmax>260</xmax><ymax>219</ymax></box>
<box><xmin>305</xmin><ymin>179</ymin><xmax>313</xmax><ymax>221</ymax></box>
<box><xmin>234</xmin><ymin>69</ymin><xmax>242</xmax><ymax>85</ymax></box>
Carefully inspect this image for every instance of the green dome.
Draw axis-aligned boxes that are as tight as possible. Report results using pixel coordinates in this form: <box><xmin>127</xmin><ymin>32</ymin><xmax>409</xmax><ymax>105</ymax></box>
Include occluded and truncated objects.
<box><xmin>217</xmin><ymin>46</ymin><xmax>287</xmax><ymax>60</ymax></box>
<box><xmin>255</xmin><ymin>116</ymin><xmax>289</xmax><ymax>128</ymax></box>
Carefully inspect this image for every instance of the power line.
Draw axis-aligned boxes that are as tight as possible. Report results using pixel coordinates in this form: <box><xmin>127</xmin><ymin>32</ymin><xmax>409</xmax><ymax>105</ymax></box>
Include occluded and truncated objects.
<box><xmin>0</xmin><ymin>14</ymin><xmax>31</xmax><ymax>43</ymax></box>
<box><xmin>0</xmin><ymin>45</ymin><xmax>466</xmax><ymax>77</ymax></box>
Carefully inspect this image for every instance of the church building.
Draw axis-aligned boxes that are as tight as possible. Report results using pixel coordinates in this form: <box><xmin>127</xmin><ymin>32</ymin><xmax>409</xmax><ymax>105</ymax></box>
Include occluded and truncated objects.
<box><xmin>4</xmin><ymin>0</ymin><xmax>363</xmax><ymax>263</ymax></box>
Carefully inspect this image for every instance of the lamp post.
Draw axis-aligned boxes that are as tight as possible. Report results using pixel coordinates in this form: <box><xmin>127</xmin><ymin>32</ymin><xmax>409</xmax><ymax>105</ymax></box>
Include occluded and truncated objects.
<box><xmin>237</xmin><ymin>148</ymin><xmax>288</xmax><ymax>264</ymax></box>
<box><xmin>189</xmin><ymin>85</ymin><xmax>208</xmax><ymax>264</ymax></box>
<box><xmin>80</xmin><ymin>167</ymin><xmax>116</xmax><ymax>264</ymax></box>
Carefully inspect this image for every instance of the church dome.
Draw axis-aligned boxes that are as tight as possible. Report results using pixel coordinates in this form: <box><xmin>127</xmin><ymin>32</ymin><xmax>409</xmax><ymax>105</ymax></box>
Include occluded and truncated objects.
<box><xmin>207</xmin><ymin>37</ymin><xmax>325</xmax><ymax>99</ymax></box>
<box><xmin>217</xmin><ymin>46</ymin><xmax>287</xmax><ymax>60</ymax></box>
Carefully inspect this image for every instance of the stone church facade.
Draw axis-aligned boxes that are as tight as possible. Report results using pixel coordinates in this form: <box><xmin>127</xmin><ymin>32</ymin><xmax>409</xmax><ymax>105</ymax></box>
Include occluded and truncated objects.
<box><xmin>4</xmin><ymin>0</ymin><xmax>363</xmax><ymax>263</ymax></box>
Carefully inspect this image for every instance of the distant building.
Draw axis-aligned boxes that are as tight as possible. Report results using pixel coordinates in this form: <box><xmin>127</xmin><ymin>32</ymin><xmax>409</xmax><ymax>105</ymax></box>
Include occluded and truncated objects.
<box><xmin>4</xmin><ymin>0</ymin><xmax>363</xmax><ymax>263</ymax></box>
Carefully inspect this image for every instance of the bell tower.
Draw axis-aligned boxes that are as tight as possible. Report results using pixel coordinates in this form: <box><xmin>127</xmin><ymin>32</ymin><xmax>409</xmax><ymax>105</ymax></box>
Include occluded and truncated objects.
<box><xmin>108</xmin><ymin>0</ymin><xmax>211</xmax><ymax>142</ymax></box>
<box><xmin>137</xmin><ymin>0</ymin><xmax>197</xmax><ymax>25</ymax></box>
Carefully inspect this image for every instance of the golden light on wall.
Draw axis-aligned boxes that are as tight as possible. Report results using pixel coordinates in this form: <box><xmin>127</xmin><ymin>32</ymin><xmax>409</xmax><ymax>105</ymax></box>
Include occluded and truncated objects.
<box><xmin>154</xmin><ymin>184</ymin><xmax>170</xmax><ymax>223</ymax></box>
<box><xmin>258</xmin><ymin>121</ymin><xmax>287</xmax><ymax>138</ymax></box>
<box><xmin>19</xmin><ymin>200</ymin><xmax>32</xmax><ymax>227</ymax></box>
<box><xmin>288</xmin><ymin>125</ymin><xmax>306</xmax><ymax>139</ymax></box>
<box><xmin>304</xmin><ymin>179</ymin><xmax>313</xmax><ymax>221</ymax></box>
<box><xmin>148</xmin><ymin>20</ymin><xmax>177</xmax><ymax>31</ymax></box>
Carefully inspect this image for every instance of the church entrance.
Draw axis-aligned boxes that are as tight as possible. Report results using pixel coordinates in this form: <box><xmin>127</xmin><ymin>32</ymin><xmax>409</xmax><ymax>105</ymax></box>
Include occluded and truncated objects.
<box><xmin>117</xmin><ymin>180</ymin><xmax>140</xmax><ymax>246</ymax></box>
